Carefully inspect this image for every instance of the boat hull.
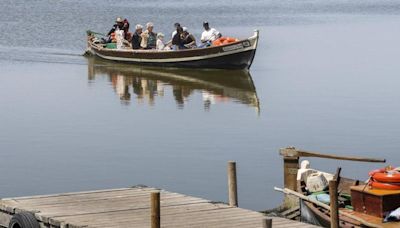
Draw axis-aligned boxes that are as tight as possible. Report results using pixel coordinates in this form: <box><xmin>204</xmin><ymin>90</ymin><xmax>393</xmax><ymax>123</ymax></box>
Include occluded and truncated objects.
<box><xmin>87</xmin><ymin>31</ymin><xmax>259</xmax><ymax>70</ymax></box>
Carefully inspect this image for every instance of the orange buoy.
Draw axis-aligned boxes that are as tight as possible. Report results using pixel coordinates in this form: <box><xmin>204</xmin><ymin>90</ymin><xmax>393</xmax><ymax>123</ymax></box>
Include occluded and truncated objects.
<box><xmin>369</xmin><ymin>166</ymin><xmax>400</xmax><ymax>183</ymax></box>
<box><xmin>372</xmin><ymin>172</ymin><xmax>400</xmax><ymax>183</ymax></box>
<box><xmin>370</xmin><ymin>180</ymin><xmax>400</xmax><ymax>190</ymax></box>
<box><xmin>212</xmin><ymin>37</ymin><xmax>240</xmax><ymax>46</ymax></box>
<box><xmin>212</xmin><ymin>40</ymin><xmax>222</xmax><ymax>46</ymax></box>
<box><xmin>368</xmin><ymin>168</ymin><xmax>386</xmax><ymax>177</ymax></box>
<box><xmin>226</xmin><ymin>37</ymin><xmax>237</xmax><ymax>42</ymax></box>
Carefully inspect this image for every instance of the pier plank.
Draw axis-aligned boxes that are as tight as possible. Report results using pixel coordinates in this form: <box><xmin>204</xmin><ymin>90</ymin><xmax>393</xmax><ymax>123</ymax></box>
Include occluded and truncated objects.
<box><xmin>0</xmin><ymin>187</ymin><xmax>317</xmax><ymax>228</ymax></box>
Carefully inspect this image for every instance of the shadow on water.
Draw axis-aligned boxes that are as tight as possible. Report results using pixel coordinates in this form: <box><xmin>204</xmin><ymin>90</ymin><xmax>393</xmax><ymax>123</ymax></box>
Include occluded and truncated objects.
<box><xmin>87</xmin><ymin>56</ymin><xmax>260</xmax><ymax>113</ymax></box>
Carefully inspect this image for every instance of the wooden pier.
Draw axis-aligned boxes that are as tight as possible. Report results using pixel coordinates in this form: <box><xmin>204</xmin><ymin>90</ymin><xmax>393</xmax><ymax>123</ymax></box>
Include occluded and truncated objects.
<box><xmin>0</xmin><ymin>186</ymin><xmax>317</xmax><ymax>228</ymax></box>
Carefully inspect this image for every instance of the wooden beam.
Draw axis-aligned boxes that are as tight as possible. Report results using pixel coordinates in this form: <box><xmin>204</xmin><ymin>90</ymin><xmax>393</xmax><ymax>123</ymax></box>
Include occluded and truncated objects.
<box><xmin>279</xmin><ymin>147</ymin><xmax>385</xmax><ymax>163</ymax></box>
<box><xmin>296</xmin><ymin>150</ymin><xmax>386</xmax><ymax>163</ymax></box>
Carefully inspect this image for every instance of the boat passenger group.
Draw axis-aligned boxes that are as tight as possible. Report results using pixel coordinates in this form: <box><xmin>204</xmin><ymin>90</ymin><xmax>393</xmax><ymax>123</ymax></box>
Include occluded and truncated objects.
<box><xmin>101</xmin><ymin>17</ymin><xmax>237</xmax><ymax>50</ymax></box>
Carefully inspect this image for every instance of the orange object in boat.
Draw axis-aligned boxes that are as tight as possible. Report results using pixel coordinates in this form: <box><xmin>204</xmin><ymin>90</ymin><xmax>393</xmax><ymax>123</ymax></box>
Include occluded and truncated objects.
<box><xmin>369</xmin><ymin>180</ymin><xmax>400</xmax><ymax>190</ymax></box>
<box><xmin>369</xmin><ymin>166</ymin><xmax>400</xmax><ymax>183</ymax></box>
<box><xmin>372</xmin><ymin>172</ymin><xmax>400</xmax><ymax>183</ymax></box>
<box><xmin>212</xmin><ymin>37</ymin><xmax>239</xmax><ymax>46</ymax></box>
<box><xmin>368</xmin><ymin>168</ymin><xmax>386</xmax><ymax>176</ymax></box>
<box><xmin>212</xmin><ymin>40</ymin><xmax>222</xmax><ymax>46</ymax></box>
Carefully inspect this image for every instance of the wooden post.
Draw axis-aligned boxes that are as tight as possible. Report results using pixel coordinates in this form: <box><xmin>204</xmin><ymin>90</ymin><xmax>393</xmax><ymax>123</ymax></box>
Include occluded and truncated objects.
<box><xmin>329</xmin><ymin>180</ymin><xmax>339</xmax><ymax>228</ymax></box>
<box><xmin>228</xmin><ymin>161</ymin><xmax>238</xmax><ymax>207</ymax></box>
<box><xmin>151</xmin><ymin>192</ymin><xmax>160</xmax><ymax>228</ymax></box>
<box><xmin>280</xmin><ymin>147</ymin><xmax>300</xmax><ymax>209</ymax></box>
<box><xmin>262</xmin><ymin>218</ymin><xmax>273</xmax><ymax>228</ymax></box>
<box><xmin>283</xmin><ymin>156</ymin><xmax>299</xmax><ymax>190</ymax></box>
<box><xmin>280</xmin><ymin>147</ymin><xmax>299</xmax><ymax>191</ymax></box>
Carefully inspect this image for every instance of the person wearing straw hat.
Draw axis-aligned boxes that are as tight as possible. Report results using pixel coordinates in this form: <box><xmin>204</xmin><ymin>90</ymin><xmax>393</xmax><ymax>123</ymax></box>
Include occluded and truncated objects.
<box><xmin>107</xmin><ymin>17</ymin><xmax>130</xmax><ymax>41</ymax></box>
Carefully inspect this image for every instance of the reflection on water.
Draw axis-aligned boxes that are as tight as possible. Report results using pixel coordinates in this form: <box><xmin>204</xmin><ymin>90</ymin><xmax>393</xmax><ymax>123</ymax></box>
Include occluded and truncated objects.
<box><xmin>87</xmin><ymin>57</ymin><xmax>260</xmax><ymax>112</ymax></box>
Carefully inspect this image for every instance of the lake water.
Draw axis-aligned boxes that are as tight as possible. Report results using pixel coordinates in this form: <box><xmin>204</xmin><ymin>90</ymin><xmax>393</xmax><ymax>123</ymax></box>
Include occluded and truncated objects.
<box><xmin>1</xmin><ymin>0</ymin><xmax>400</xmax><ymax>211</ymax></box>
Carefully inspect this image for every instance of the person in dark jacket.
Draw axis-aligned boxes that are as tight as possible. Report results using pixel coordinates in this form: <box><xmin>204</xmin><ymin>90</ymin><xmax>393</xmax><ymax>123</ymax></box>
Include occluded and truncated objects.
<box><xmin>172</xmin><ymin>26</ymin><xmax>184</xmax><ymax>50</ymax></box>
<box><xmin>131</xmin><ymin>24</ymin><xmax>143</xmax><ymax>49</ymax></box>
<box><xmin>107</xmin><ymin>17</ymin><xmax>130</xmax><ymax>41</ymax></box>
<box><xmin>181</xmin><ymin>27</ymin><xmax>197</xmax><ymax>49</ymax></box>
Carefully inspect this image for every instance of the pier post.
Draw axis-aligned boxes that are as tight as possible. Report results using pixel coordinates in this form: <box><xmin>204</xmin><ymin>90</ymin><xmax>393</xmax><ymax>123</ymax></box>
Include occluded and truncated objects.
<box><xmin>329</xmin><ymin>168</ymin><xmax>341</xmax><ymax>228</ymax></box>
<box><xmin>151</xmin><ymin>192</ymin><xmax>160</xmax><ymax>228</ymax></box>
<box><xmin>280</xmin><ymin>147</ymin><xmax>299</xmax><ymax>191</ymax></box>
<box><xmin>280</xmin><ymin>147</ymin><xmax>299</xmax><ymax>209</ymax></box>
<box><xmin>228</xmin><ymin>161</ymin><xmax>238</xmax><ymax>207</ymax></box>
<box><xmin>262</xmin><ymin>218</ymin><xmax>273</xmax><ymax>228</ymax></box>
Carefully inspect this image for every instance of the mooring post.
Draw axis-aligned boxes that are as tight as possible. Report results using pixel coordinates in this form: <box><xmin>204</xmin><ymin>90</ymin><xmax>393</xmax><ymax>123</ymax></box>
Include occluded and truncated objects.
<box><xmin>151</xmin><ymin>191</ymin><xmax>160</xmax><ymax>228</ymax></box>
<box><xmin>228</xmin><ymin>161</ymin><xmax>238</xmax><ymax>207</ymax></box>
<box><xmin>262</xmin><ymin>217</ymin><xmax>273</xmax><ymax>228</ymax></box>
<box><xmin>329</xmin><ymin>167</ymin><xmax>341</xmax><ymax>228</ymax></box>
<box><xmin>329</xmin><ymin>180</ymin><xmax>339</xmax><ymax>228</ymax></box>
<box><xmin>280</xmin><ymin>147</ymin><xmax>299</xmax><ymax>191</ymax></box>
<box><xmin>279</xmin><ymin>147</ymin><xmax>300</xmax><ymax>209</ymax></box>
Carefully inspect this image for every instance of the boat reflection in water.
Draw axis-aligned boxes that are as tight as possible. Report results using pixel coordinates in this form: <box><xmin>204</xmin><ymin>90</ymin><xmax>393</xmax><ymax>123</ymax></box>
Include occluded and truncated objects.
<box><xmin>87</xmin><ymin>57</ymin><xmax>260</xmax><ymax>113</ymax></box>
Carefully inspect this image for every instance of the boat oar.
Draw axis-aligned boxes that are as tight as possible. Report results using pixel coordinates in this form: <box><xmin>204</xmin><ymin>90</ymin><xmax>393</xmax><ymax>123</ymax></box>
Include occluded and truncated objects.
<box><xmin>274</xmin><ymin>187</ymin><xmax>382</xmax><ymax>228</ymax></box>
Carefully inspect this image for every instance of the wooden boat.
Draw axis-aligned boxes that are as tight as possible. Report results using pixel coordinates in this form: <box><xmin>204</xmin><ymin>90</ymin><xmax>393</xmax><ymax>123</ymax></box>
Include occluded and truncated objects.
<box><xmin>297</xmin><ymin>165</ymin><xmax>400</xmax><ymax>228</ymax></box>
<box><xmin>86</xmin><ymin>30</ymin><xmax>259</xmax><ymax>70</ymax></box>
<box><xmin>87</xmin><ymin>56</ymin><xmax>260</xmax><ymax>111</ymax></box>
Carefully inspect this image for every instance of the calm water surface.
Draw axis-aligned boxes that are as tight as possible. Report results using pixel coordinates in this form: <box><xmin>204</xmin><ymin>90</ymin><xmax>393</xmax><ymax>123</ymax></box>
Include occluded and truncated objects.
<box><xmin>1</xmin><ymin>0</ymin><xmax>400</xmax><ymax>210</ymax></box>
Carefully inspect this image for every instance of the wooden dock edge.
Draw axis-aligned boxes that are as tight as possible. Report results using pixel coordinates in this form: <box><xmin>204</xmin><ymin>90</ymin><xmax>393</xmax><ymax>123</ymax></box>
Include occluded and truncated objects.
<box><xmin>0</xmin><ymin>185</ymin><xmax>156</xmax><ymax>228</ymax></box>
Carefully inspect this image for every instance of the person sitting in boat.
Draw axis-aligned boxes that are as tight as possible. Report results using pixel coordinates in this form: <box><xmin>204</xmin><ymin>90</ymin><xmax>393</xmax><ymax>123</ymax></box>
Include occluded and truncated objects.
<box><xmin>166</xmin><ymin>23</ymin><xmax>181</xmax><ymax>47</ymax></box>
<box><xmin>181</xmin><ymin>27</ymin><xmax>197</xmax><ymax>49</ymax></box>
<box><xmin>200</xmin><ymin>21</ymin><xmax>221</xmax><ymax>47</ymax></box>
<box><xmin>156</xmin><ymin>33</ymin><xmax>171</xmax><ymax>50</ymax></box>
<box><xmin>172</xmin><ymin>26</ymin><xmax>184</xmax><ymax>50</ymax></box>
<box><xmin>107</xmin><ymin>17</ymin><xmax>130</xmax><ymax>42</ymax></box>
<box><xmin>140</xmin><ymin>22</ymin><xmax>157</xmax><ymax>49</ymax></box>
<box><xmin>171</xmin><ymin>23</ymin><xmax>181</xmax><ymax>39</ymax></box>
<box><xmin>131</xmin><ymin>24</ymin><xmax>143</xmax><ymax>49</ymax></box>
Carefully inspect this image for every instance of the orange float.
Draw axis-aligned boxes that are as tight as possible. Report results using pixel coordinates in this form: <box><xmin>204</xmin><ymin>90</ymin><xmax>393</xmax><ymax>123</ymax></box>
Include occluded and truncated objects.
<box><xmin>369</xmin><ymin>166</ymin><xmax>400</xmax><ymax>183</ymax></box>
<box><xmin>369</xmin><ymin>180</ymin><xmax>400</xmax><ymax>190</ymax></box>
<box><xmin>212</xmin><ymin>37</ymin><xmax>239</xmax><ymax>46</ymax></box>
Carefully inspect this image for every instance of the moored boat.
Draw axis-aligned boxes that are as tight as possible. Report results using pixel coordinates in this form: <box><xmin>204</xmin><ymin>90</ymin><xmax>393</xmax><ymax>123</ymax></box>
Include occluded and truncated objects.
<box><xmin>86</xmin><ymin>30</ymin><xmax>259</xmax><ymax>70</ymax></box>
<box><xmin>297</xmin><ymin>162</ymin><xmax>400</xmax><ymax>228</ymax></box>
<box><xmin>276</xmin><ymin>148</ymin><xmax>400</xmax><ymax>228</ymax></box>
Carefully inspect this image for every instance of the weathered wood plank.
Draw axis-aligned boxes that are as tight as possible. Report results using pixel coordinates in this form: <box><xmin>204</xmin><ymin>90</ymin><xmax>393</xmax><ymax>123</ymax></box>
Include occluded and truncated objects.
<box><xmin>0</xmin><ymin>186</ymin><xmax>317</xmax><ymax>228</ymax></box>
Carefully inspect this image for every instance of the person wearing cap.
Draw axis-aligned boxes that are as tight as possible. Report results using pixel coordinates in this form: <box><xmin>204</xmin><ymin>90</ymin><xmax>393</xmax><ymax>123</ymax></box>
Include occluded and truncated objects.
<box><xmin>200</xmin><ymin>21</ymin><xmax>221</xmax><ymax>47</ymax></box>
<box><xmin>141</xmin><ymin>22</ymin><xmax>157</xmax><ymax>49</ymax></box>
<box><xmin>182</xmin><ymin>27</ymin><xmax>197</xmax><ymax>49</ymax></box>
<box><xmin>131</xmin><ymin>24</ymin><xmax>143</xmax><ymax>49</ymax></box>
<box><xmin>107</xmin><ymin>17</ymin><xmax>130</xmax><ymax>41</ymax></box>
